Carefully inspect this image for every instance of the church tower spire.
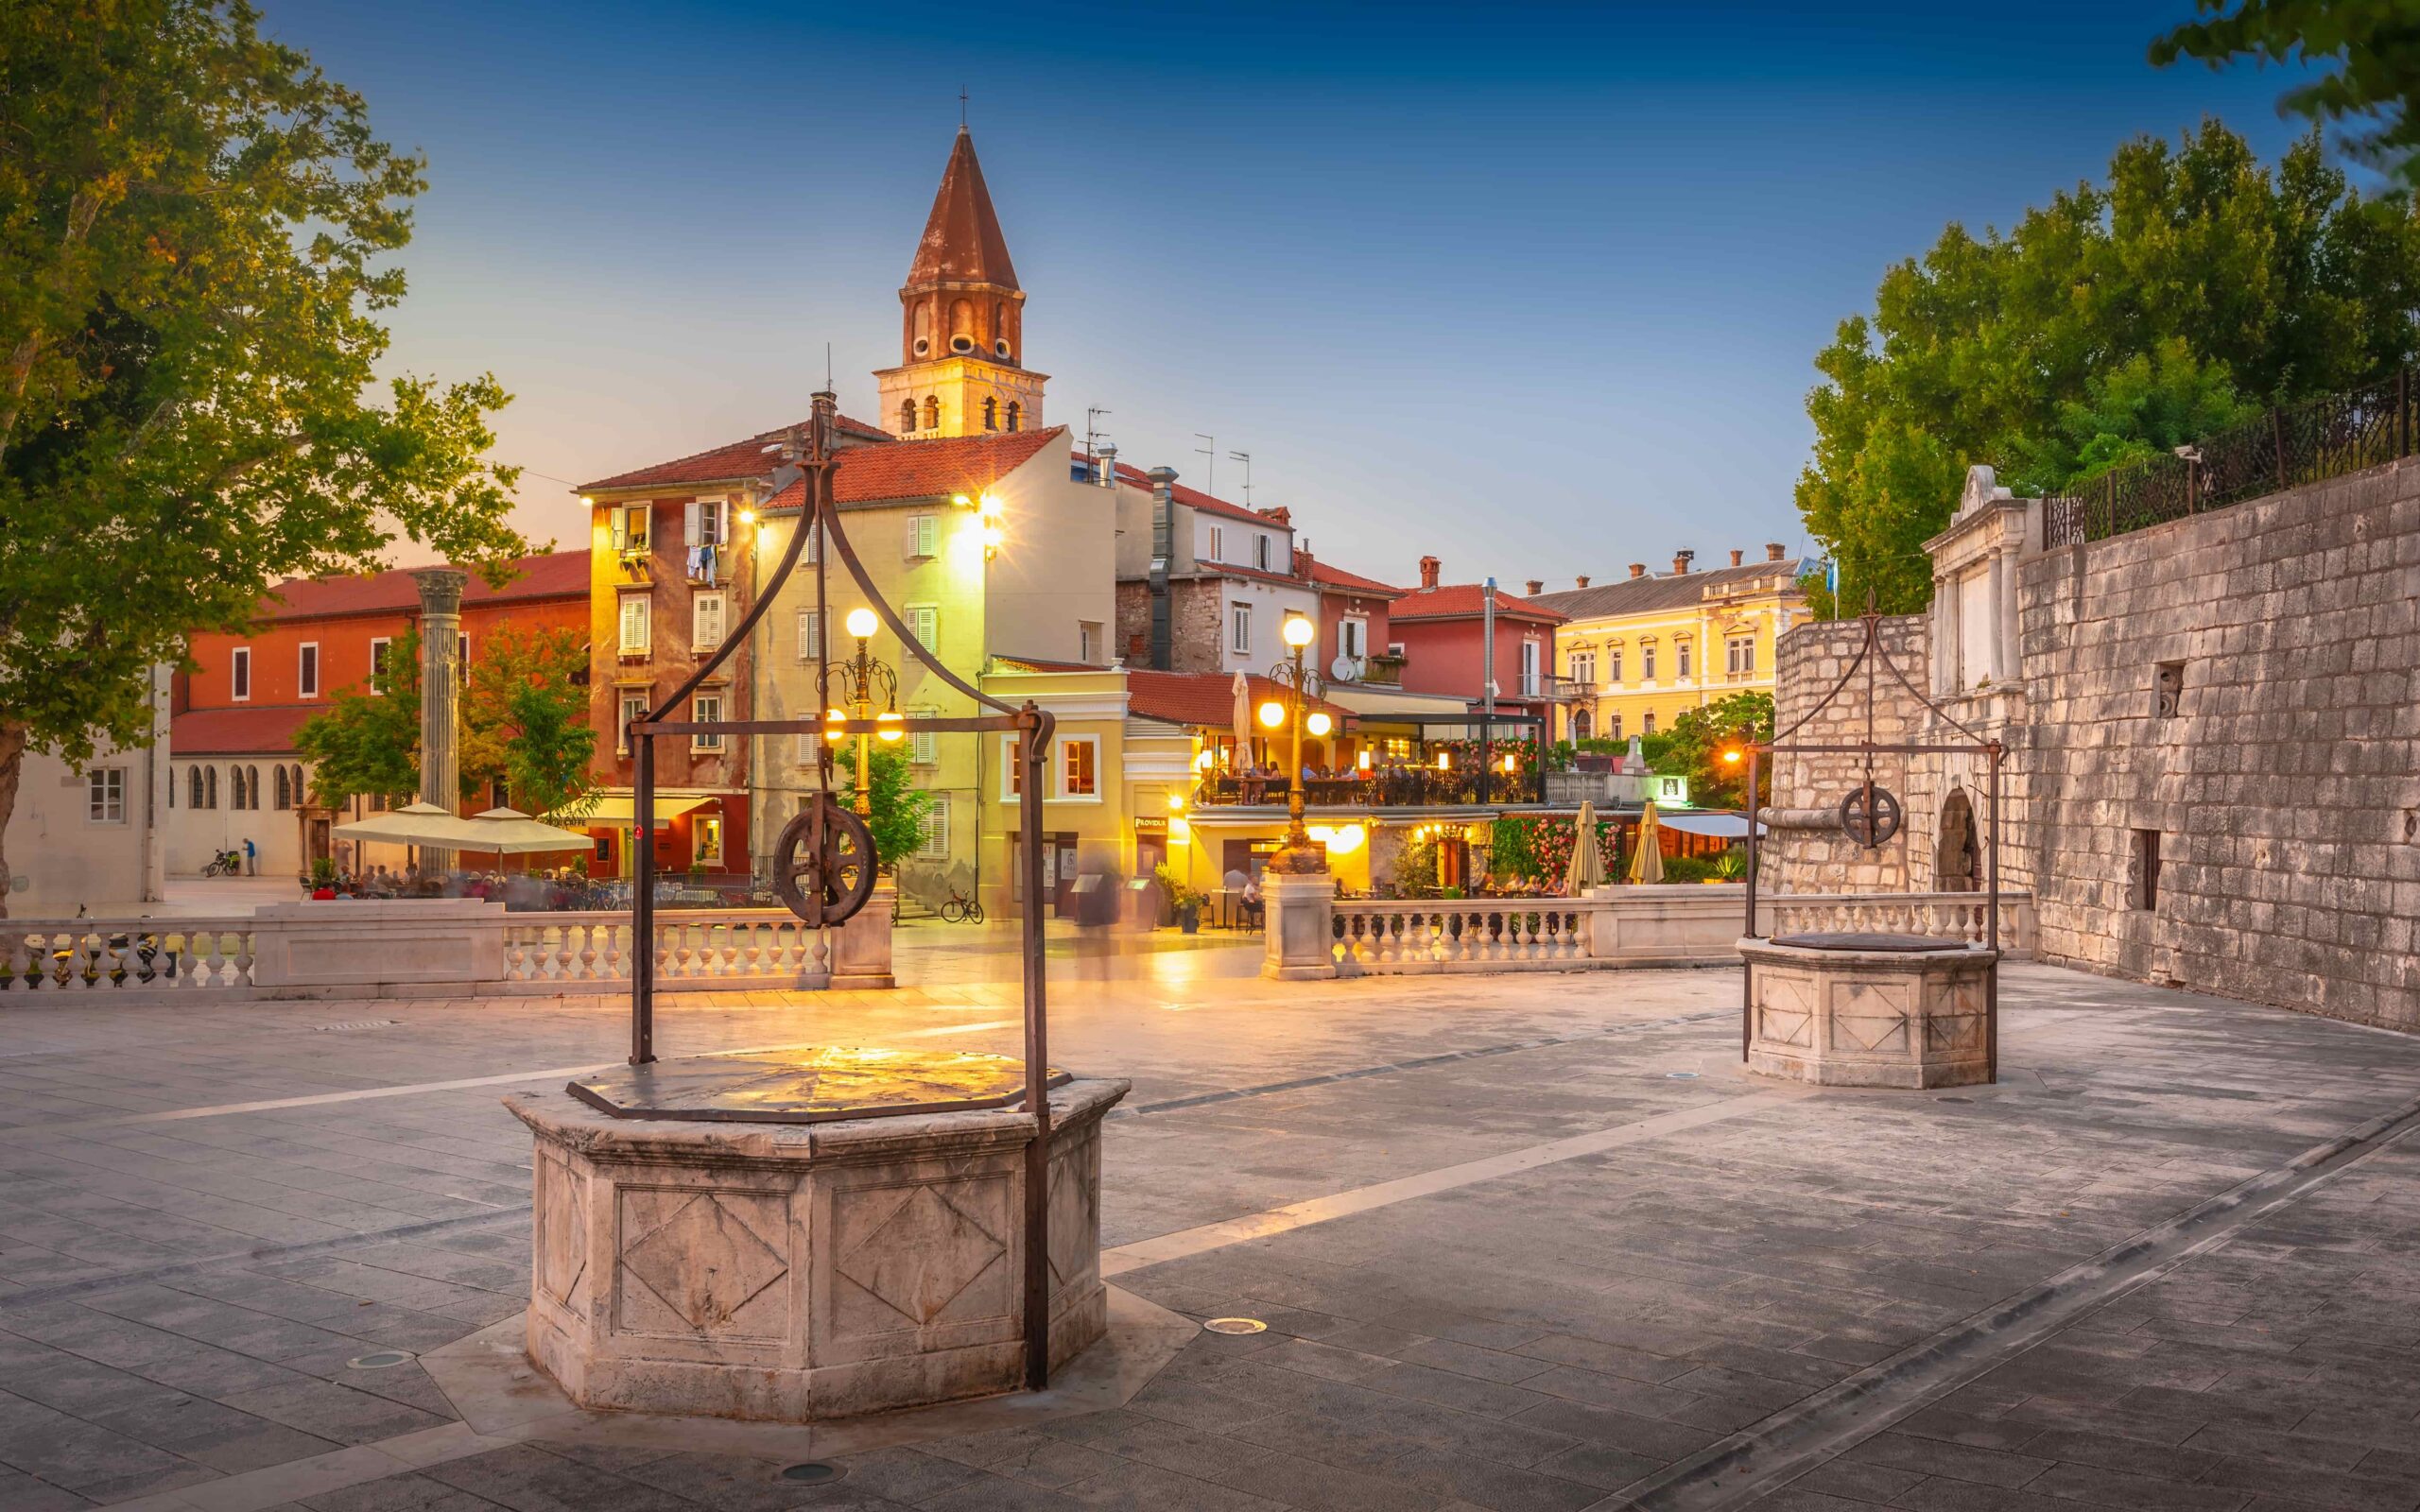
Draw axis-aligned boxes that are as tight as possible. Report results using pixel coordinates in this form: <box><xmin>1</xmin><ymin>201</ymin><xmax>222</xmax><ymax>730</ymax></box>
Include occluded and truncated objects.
<box><xmin>875</xmin><ymin>127</ymin><xmax>1047</xmax><ymax>439</ymax></box>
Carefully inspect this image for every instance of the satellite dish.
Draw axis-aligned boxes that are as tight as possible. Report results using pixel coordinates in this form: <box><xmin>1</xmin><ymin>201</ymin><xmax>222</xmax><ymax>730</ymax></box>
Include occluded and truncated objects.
<box><xmin>1329</xmin><ymin>655</ymin><xmax>1358</xmax><ymax>681</ymax></box>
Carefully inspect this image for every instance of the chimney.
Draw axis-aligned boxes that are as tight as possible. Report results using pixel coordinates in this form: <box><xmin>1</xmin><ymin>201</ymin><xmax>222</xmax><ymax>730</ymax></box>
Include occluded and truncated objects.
<box><xmin>1672</xmin><ymin>550</ymin><xmax>1695</xmax><ymax>575</ymax></box>
<box><xmin>1097</xmin><ymin>442</ymin><xmax>1118</xmax><ymax>488</ymax></box>
<box><xmin>1729</xmin><ymin>549</ymin><xmax>1743</xmax><ymax>567</ymax></box>
<box><xmin>1260</xmin><ymin>505</ymin><xmax>1291</xmax><ymax>527</ymax></box>
<box><xmin>1575</xmin><ymin>575</ymin><xmax>1591</xmax><ymax>589</ymax></box>
<box><xmin>1767</xmin><ymin>541</ymin><xmax>1788</xmax><ymax>561</ymax></box>
<box><xmin>1418</xmin><ymin>555</ymin><xmax>1441</xmax><ymax>590</ymax></box>
<box><xmin>1524</xmin><ymin>579</ymin><xmax>1543</xmax><ymax>597</ymax></box>
<box><xmin>1628</xmin><ymin>562</ymin><xmax>1647</xmax><ymax>579</ymax></box>
<box><xmin>1147</xmin><ymin>467</ymin><xmax>1178</xmax><ymax>671</ymax></box>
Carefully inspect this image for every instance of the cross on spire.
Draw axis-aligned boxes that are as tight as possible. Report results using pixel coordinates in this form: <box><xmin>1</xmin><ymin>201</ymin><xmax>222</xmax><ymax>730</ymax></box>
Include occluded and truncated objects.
<box><xmin>959</xmin><ymin>86</ymin><xmax>968</xmax><ymax>127</ymax></box>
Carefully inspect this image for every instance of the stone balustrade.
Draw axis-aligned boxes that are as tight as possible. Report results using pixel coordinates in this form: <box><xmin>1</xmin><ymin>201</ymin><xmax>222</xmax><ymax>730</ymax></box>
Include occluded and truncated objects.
<box><xmin>1316</xmin><ymin>886</ymin><xmax>2034</xmax><ymax>976</ymax></box>
<box><xmin>0</xmin><ymin>894</ymin><xmax>898</xmax><ymax>1000</ymax></box>
<box><xmin>1765</xmin><ymin>891</ymin><xmax>2034</xmax><ymax>954</ymax></box>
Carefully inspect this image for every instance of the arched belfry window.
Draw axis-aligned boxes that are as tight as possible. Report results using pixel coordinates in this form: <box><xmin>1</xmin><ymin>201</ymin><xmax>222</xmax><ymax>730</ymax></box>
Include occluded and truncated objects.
<box><xmin>898</xmin><ymin>398</ymin><xmax>916</xmax><ymax>433</ymax></box>
<box><xmin>1004</xmin><ymin>402</ymin><xmax>1021</xmax><ymax>432</ymax></box>
<box><xmin>981</xmin><ymin>397</ymin><xmax>997</xmax><ymax>431</ymax></box>
<box><xmin>922</xmin><ymin>395</ymin><xmax>940</xmax><ymax>429</ymax></box>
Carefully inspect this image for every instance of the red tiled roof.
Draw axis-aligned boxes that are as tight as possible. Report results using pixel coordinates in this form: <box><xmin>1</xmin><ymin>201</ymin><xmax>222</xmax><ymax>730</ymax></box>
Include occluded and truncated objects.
<box><xmin>172</xmin><ymin>704</ymin><xmax>320</xmax><ymax>756</ymax></box>
<box><xmin>1188</xmin><ymin>562</ymin><xmax>1307</xmax><ymax>589</ymax></box>
<box><xmin>1125</xmin><ymin>670</ymin><xmax>1351</xmax><ymax>730</ymax></box>
<box><xmin>765</xmin><ymin>427</ymin><xmax>1064</xmax><ymax>509</ymax></box>
<box><xmin>259</xmin><ymin>550</ymin><xmax>588</xmax><ymax>623</ymax></box>
<box><xmin>579</xmin><ymin>415</ymin><xmax>896</xmax><ymax>492</ymax></box>
<box><xmin>1302</xmin><ymin>557</ymin><xmax>1405</xmax><ymax>599</ymax></box>
<box><xmin>1076</xmin><ymin>454</ymin><xmax>1278</xmax><ymax>529</ymax></box>
<box><xmin>1388</xmin><ymin>583</ymin><xmax>1569</xmax><ymax>625</ymax></box>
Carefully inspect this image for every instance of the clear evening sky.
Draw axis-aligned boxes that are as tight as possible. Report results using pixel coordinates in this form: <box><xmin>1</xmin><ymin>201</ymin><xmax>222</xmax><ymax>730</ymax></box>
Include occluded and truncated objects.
<box><xmin>272</xmin><ymin>1</ymin><xmax>2325</xmax><ymax>589</ymax></box>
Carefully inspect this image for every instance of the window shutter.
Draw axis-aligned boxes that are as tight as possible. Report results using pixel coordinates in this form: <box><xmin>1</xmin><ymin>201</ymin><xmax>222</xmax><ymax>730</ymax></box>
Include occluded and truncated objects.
<box><xmin>611</xmin><ymin>512</ymin><xmax>628</xmax><ymax>552</ymax></box>
<box><xmin>684</xmin><ymin>501</ymin><xmax>701</xmax><ymax>547</ymax></box>
<box><xmin>922</xmin><ymin>798</ymin><xmax>950</xmax><ymax>857</ymax></box>
<box><xmin>906</xmin><ymin>514</ymin><xmax>920</xmax><ymax>558</ymax></box>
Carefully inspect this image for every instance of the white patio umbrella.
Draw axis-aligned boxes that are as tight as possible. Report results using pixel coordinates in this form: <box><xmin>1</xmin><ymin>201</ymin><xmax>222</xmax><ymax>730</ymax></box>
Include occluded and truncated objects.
<box><xmin>330</xmin><ymin>801</ymin><xmax>491</xmax><ymax>849</ymax></box>
<box><xmin>465</xmin><ymin>807</ymin><xmax>592</xmax><ymax>855</ymax></box>
<box><xmin>1564</xmin><ymin>799</ymin><xmax>1607</xmax><ymax>894</ymax></box>
<box><xmin>1627</xmin><ymin>802</ymin><xmax>1667</xmax><ymax>885</ymax></box>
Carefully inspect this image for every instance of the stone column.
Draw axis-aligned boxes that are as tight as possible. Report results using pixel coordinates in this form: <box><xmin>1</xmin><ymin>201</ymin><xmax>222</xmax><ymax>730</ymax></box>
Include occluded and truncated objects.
<box><xmin>412</xmin><ymin>567</ymin><xmax>469</xmax><ymax>874</ymax></box>
<box><xmin>1261</xmin><ymin>871</ymin><xmax>1338</xmax><ymax>981</ymax></box>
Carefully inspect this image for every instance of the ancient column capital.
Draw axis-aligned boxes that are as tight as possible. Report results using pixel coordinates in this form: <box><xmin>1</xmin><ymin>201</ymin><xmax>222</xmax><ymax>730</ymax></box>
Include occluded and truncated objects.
<box><xmin>410</xmin><ymin>566</ymin><xmax>471</xmax><ymax>618</ymax></box>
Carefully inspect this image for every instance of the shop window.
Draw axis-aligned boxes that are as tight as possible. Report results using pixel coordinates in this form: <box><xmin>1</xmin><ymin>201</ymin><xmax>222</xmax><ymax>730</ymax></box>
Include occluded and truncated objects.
<box><xmin>694</xmin><ymin>815</ymin><xmax>723</xmax><ymax>867</ymax></box>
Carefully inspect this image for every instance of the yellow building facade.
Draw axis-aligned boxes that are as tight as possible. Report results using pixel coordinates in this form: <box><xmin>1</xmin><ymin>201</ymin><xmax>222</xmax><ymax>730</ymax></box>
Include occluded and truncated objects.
<box><xmin>1529</xmin><ymin>547</ymin><xmax>1810</xmax><ymax>745</ymax></box>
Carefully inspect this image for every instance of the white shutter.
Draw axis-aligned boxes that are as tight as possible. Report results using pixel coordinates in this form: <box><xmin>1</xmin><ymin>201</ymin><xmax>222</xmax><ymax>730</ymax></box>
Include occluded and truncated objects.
<box><xmin>920</xmin><ymin>798</ymin><xmax>950</xmax><ymax>857</ymax></box>
<box><xmin>910</xmin><ymin>708</ymin><xmax>939</xmax><ymax>765</ymax></box>
<box><xmin>906</xmin><ymin>514</ymin><xmax>920</xmax><ymax>558</ymax></box>
<box><xmin>684</xmin><ymin>501</ymin><xmax>701</xmax><ymax>547</ymax></box>
<box><xmin>797</xmin><ymin>610</ymin><xmax>819</xmax><ymax>661</ymax></box>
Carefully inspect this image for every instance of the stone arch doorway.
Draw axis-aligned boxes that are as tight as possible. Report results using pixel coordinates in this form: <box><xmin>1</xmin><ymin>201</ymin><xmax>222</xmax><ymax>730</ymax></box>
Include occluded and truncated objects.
<box><xmin>1936</xmin><ymin>787</ymin><xmax>1979</xmax><ymax>891</ymax></box>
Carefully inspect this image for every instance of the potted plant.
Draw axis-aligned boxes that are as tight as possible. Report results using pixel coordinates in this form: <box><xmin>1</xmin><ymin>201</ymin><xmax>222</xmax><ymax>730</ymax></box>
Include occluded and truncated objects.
<box><xmin>1156</xmin><ymin>865</ymin><xmax>1201</xmax><ymax>934</ymax></box>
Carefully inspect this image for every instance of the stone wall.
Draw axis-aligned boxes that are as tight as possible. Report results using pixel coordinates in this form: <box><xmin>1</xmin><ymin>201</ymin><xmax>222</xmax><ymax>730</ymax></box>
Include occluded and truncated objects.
<box><xmin>1112</xmin><ymin>578</ymin><xmax>1227</xmax><ymax>673</ymax></box>
<box><xmin>2016</xmin><ymin>459</ymin><xmax>2419</xmax><ymax>1028</ymax></box>
<box><xmin>1766</xmin><ymin>615</ymin><xmax>1927</xmax><ymax>894</ymax></box>
<box><xmin>1769</xmin><ymin>458</ymin><xmax>2418</xmax><ymax>1031</ymax></box>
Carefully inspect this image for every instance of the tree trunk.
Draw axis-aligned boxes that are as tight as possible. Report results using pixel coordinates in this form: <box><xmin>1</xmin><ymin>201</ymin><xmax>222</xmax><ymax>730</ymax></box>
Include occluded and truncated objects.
<box><xmin>0</xmin><ymin>720</ymin><xmax>25</xmax><ymax>919</ymax></box>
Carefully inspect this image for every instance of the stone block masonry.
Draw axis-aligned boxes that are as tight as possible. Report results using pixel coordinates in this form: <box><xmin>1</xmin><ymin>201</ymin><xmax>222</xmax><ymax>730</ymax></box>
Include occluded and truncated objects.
<box><xmin>2018</xmin><ymin>458</ymin><xmax>2419</xmax><ymax>1029</ymax></box>
<box><xmin>1769</xmin><ymin>457</ymin><xmax>2419</xmax><ymax>1032</ymax></box>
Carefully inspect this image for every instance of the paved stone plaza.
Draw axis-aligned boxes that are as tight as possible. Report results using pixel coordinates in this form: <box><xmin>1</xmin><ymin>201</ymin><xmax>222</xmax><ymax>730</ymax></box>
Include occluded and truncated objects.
<box><xmin>1</xmin><ymin>933</ymin><xmax>2416</xmax><ymax>1512</ymax></box>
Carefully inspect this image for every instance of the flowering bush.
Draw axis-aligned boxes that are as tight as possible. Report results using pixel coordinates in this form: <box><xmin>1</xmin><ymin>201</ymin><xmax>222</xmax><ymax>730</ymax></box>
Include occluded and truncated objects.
<box><xmin>1487</xmin><ymin>816</ymin><xmax>1617</xmax><ymax>887</ymax></box>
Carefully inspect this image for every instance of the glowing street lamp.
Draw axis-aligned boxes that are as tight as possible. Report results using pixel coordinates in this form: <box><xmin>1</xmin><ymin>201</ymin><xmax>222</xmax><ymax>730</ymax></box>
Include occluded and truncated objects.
<box><xmin>824</xmin><ymin>608</ymin><xmax>898</xmax><ymax>817</ymax></box>
<box><xmin>1266</xmin><ymin>614</ymin><xmax>1327</xmax><ymax>873</ymax></box>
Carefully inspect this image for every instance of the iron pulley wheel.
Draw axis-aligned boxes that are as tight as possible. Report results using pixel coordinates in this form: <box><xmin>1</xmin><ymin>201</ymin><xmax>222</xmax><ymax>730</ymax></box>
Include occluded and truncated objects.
<box><xmin>1839</xmin><ymin>784</ymin><xmax>1903</xmax><ymax>849</ymax></box>
<box><xmin>772</xmin><ymin>796</ymin><xmax>878</xmax><ymax>925</ymax></box>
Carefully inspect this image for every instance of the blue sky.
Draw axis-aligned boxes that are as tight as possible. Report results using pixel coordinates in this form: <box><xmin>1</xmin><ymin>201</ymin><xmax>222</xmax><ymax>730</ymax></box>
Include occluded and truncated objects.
<box><xmin>271</xmin><ymin>1</ymin><xmax>2328</xmax><ymax>589</ymax></box>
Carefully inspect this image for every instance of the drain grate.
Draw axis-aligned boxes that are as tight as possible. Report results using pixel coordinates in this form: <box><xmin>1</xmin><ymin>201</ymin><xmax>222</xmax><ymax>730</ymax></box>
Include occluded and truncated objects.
<box><xmin>313</xmin><ymin>1020</ymin><xmax>399</xmax><ymax>1033</ymax></box>
<box><xmin>347</xmin><ymin>1350</ymin><xmax>413</xmax><ymax>1369</ymax></box>
<box><xmin>1202</xmin><ymin>1317</ymin><xmax>1267</xmax><ymax>1334</ymax></box>
<box><xmin>779</xmin><ymin>1463</ymin><xmax>843</xmax><ymax>1484</ymax></box>
<box><xmin>1666</xmin><ymin>1071</ymin><xmax>1702</xmax><ymax>1080</ymax></box>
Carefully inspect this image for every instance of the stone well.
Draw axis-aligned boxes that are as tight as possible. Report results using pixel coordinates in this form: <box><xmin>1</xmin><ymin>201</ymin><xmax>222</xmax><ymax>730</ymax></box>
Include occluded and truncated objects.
<box><xmin>507</xmin><ymin>1048</ymin><xmax>1128</xmax><ymax>1421</ymax></box>
<box><xmin>1740</xmin><ymin>933</ymin><xmax>1996</xmax><ymax>1088</ymax></box>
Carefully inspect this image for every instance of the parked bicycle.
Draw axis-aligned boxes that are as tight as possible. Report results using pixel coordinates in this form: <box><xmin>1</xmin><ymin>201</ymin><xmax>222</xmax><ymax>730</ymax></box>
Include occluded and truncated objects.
<box><xmin>200</xmin><ymin>849</ymin><xmax>243</xmax><ymax>879</ymax></box>
<box><xmin>939</xmin><ymin>886</ymin><xmax>985</xmax><ymax>924</ymax></box>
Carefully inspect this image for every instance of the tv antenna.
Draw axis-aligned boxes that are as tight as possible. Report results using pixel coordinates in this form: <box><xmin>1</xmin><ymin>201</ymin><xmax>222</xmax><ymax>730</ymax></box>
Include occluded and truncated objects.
<box><xmin>1194</xmin><ymin>434</ymin><xmax>1216</xmax><ymax>497</ymax></box>
<box><xmin>1086</xmin><ymin>407</ymin><xmax>1112</xmax><ymax>470</ymax></box>
<box><xmin>1228</xmin><ymin>450</ymin><xmax>1253</xmax><ymax>507</ymax></box>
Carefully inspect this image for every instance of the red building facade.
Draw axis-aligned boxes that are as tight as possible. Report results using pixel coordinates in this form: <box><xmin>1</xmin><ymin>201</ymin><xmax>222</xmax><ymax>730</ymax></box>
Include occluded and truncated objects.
<box><xmin>1385</xmin><ymin>555</ymin><xmax>1567</xmax><ymax>727</ymax></box>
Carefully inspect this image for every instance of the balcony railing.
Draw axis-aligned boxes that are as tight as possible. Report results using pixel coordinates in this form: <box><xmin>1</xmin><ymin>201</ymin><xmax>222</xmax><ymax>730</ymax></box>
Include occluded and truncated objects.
<box><xmin>1193</xmin><ymin>766</ymin><xmax>1545</xmax><ymax>808</ymax></box>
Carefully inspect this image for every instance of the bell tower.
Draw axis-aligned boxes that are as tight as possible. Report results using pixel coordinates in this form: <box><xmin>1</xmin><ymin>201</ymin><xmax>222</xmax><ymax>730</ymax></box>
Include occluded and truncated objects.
<box><xmin>874</xmin><ymin>128</ymin><xmax>1047</xmax><ymax>439</ymax></box>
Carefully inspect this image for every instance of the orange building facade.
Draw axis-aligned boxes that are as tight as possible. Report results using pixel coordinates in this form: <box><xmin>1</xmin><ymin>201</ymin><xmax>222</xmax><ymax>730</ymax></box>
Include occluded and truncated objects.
<box><xmin>171</xmin><ymin>551</ymin><xmax>590</xmax><ymax>879</ymax></box>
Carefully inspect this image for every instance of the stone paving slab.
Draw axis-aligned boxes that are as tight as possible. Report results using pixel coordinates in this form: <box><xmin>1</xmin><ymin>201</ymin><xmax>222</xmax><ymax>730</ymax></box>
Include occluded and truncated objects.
<box><xmin>0</xmin><ymin>954</ymin><xmax>2414</xmax><ymax>1512</ymax></box>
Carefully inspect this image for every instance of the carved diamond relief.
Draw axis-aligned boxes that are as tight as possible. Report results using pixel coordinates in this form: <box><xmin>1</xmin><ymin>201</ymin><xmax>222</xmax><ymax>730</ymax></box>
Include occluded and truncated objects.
<box><xmin>1758</xmin><ymin>974</ymin><xmax>1816</xmax><ymax>1048</ymax></box>
<box><xmin>1047</xmin><ymin>1146</ymin><xmax>1097</xmax><ymax>1294</ymax></box>
<box><xmin>535</xmin><ymin>1149</ymin><xmax>586</xmax><ymax>1310</ymax></box>
<box><xmin>617</xmin><ymin>1189</ymin><xmax>789</xmax><ymax>1339</ymax></box>
<box><xmin>835</xmin><ymin>1182</ymin><xmax>1009</xmax><ymax>1331</ymax></box>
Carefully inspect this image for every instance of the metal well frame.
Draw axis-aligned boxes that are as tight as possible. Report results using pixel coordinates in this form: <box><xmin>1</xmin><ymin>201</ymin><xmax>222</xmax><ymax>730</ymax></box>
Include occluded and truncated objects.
<box><xmin>1739</xmin><ymin>599</ymin><xmax>2006</xmax><ymax>1081</ymax></box>
<box><xmin>619</xmin><ymin>389</ymin><xmax>1063</xmax><ymax>1389</ymax></box>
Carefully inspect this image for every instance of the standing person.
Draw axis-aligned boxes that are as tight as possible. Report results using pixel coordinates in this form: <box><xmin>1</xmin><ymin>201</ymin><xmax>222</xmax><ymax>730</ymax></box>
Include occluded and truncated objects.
<box><xmin>242</xmin><ymin>837</ymin><xmax>256</xmax><ymax>876</ymax></box>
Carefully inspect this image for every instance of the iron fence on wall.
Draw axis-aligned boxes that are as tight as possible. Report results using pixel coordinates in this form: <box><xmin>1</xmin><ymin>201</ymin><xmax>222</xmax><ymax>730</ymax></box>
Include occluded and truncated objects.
<box><xmin>2043</xmin><ymin>369</ymin><xmax>2415</xmax><ymax>548</ymax></box>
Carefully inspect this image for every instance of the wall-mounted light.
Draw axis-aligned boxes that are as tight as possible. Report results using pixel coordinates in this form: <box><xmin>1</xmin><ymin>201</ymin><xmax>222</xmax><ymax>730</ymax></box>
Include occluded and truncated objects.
<box><xmin>1436</xmin><ymin>750</ymin><xmax>1452</xmax><ymax>770</ymax></box>
<box><xmin>737</xmin><ymin>507</ymin><xmax>756</xmax><ymax>527</ymax></box>
<box><xmin>1167</xmin><ymin>792</ymin><xmax>1186</xmax><ymax>813</ymax></box>
<box><xmin>1357</xmin><ymin>749</ymin><xmax>1372</xmax><ymax>770</ymax></box>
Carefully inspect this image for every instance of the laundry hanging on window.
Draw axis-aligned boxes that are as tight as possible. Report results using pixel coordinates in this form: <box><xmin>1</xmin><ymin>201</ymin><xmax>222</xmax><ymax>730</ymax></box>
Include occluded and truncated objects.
<box><xmin>686</xmin><ymin>543</ymin><xmax>716</xmax><ymax>582</ymax></box>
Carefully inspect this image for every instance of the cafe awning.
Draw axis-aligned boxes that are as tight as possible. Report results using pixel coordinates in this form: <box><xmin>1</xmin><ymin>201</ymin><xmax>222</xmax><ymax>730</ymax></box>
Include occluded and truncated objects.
<box><xmin>579</xmin><ymin>794</ymin><xmax>716</xmax><ymax>829</ymax></box>
<box><xmin>1658</xmin><ymin>812</ymin><xmax>1763</xmax><ymax>839</ymax></box>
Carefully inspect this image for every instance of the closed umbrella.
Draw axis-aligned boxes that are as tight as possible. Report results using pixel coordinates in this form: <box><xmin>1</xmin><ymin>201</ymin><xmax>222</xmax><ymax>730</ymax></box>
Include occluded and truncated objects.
<box><xmin>1230</xmin><ymin>671</ymin><xmax>1254</xmax><ymax>767</ymax></box>
<box><xmin>1627</xmin><ymin>802</ymin><xmax>1666</xmax><ymax>885</ymax></box>
<box><xmin>1564</xmin><ymin>799</ymin><xmax>1606</xmax><ymax>894</ymax></box>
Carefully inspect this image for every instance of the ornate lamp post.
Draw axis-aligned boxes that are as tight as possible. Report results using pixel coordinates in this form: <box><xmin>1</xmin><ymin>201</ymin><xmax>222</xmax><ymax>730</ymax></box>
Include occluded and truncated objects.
<box><xmin>822</xmin><ymin>607</ymin><xmax>902</xmax><ymax>817</ymax></box>
<box><xmin>1261</xmin><ymin>613</ymin><xmax>1329</xmax><ymax>874</ymax></box>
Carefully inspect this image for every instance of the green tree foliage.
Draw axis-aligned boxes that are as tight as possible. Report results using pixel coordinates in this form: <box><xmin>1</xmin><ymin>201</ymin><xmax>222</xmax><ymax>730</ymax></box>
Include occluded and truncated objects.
<box><xmin>1664</xmin><ymin>691</ymin><xmax>1774</xmax><ymax>810</ymax></box>
<box><xmin>460</xmin><ymin>626</ymin><xmax>594</xmax><ymax>818</ymax></box>
<box><xmin>2154</xmin><ymin>1</ymin><xmax>2420</xmax><ymax>187</ymax></box>
<box><xmin>294</xmin><ymin>624</ymin><xmax>420</xmax><ymax>806</ymax></box>
<box><xmin>0</xmin><ymin>0</ymin><xmax>524</xmax><ymax>906</ymax></box>
<box><xmin>1797</xmin><ymin>122</ymin><xmax>2420</xmax><ymax>612</ymax></box>
<box><xmin>835</xmin><ymin>746</ymin><xmax>932</xmax><ymax>870</ymax></box>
